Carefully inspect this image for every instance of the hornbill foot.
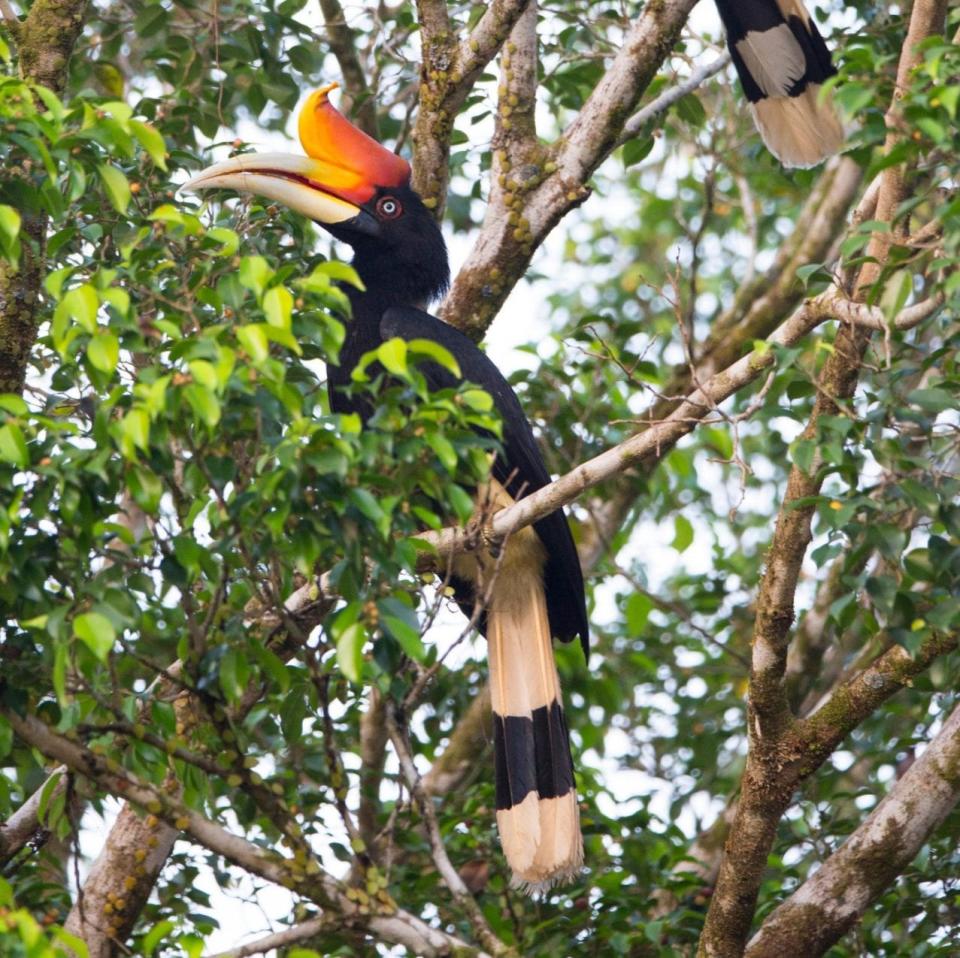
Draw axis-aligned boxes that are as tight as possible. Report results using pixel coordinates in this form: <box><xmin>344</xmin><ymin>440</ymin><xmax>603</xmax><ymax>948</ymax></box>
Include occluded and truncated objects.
<box><xmin>481</xmin><ymin>523</ymin><xmax>505</xmax><ymax>560</ymax></box>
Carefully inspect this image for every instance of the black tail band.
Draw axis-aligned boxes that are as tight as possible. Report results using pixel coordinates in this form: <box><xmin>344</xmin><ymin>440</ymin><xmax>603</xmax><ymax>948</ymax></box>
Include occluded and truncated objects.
<box><xmin>493</xmin><ymin>700</ymin><xmax>575</xmax><ymax>811</ymax></box>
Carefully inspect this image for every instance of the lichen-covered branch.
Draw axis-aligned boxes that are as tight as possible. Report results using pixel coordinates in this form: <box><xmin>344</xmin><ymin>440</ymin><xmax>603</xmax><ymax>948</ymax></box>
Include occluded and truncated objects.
<box><xmin>0</xmin><ymin>0</ymin><xmax>87</xmax><ymax>395</ymax></box>
<box><xmin>698</xmin><ymin>3</ymin><xmax>950</xmax><ymax>952</ymax></box>
<box><xmin>442</xmin><ymin>0</ymin><xmax>698</xmax><ymax>336</ymax></box>
<box><xmin>747</xmin><ymin>699</ymin><xmax>960</xmax><ymax>957</ymax></box>
<box><xmin>411</xmin><ymin>0</ymin><xmax>532</xmax><ymax>212</ymax></box>
<box><xmin>61</xmin><ymin>583</ymin><xmax>335</xmax><ymax>954</ymax></box>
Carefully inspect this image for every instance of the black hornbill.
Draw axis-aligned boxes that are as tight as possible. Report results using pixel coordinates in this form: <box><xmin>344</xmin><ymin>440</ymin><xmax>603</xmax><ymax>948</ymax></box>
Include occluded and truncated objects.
<box><xmin>184</xmin><ymin>85</ymin><xmax>588</xmax><ymax>891</ymax></box>
<box><xmin>716</xmin><ymin>0</ymin><xmax>843</xmax><ymax>168</ymax></box>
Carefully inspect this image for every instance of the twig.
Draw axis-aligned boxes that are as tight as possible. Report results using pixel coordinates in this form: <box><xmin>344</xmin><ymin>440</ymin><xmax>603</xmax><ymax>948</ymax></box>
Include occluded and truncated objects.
<box><xmin>0</xmin><ymin>0</ymin><xmax>20</xmax><ymax>38</ymax></box>
<box><xmin>205</xmin><ymin>917</ymin><xmax>332</xmax><ymax>958</ymax></box>
<box><xmin>318</xmin><ymin>0</ymin><xmax>378</xmax><ymax>136</ymax></box>
<box><xmin>616</xmin><ymin>51</ymin><xmax>732</xmax><ymax>147</ymax></box>
<box><xmin>385</xmin><ymin>708</ymin><xmax>513</xmax><ymax>957</ymax></box>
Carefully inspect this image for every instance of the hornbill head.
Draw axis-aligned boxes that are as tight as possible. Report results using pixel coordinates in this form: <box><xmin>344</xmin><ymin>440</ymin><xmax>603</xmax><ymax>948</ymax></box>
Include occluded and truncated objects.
<box><xmin>183</xmin><ymin>83</ymin><xmax>449</xmax><ymax>305</ymax></box>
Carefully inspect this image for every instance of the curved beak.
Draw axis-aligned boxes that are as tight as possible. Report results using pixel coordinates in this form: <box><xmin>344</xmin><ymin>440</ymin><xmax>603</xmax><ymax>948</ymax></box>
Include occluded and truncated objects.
<box><xmin>181</xmin><ymin>152</ymin><xmax>376</xmax><ymax>231</ymax></box>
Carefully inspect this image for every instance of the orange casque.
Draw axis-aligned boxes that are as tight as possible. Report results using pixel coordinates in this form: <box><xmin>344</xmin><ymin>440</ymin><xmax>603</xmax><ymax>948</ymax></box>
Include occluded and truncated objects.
<box><xmin>297</xmin><ymin>83</ymin><xmax>411</xmax><ymax>205</ymax></box>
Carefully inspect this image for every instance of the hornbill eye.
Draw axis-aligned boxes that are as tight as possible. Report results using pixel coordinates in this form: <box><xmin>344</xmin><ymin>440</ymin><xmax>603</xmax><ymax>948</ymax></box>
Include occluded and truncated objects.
<box><xmin>375</xmin><ymin>196</ymin><xmax>402</xmax><ymax>219</ymax></box>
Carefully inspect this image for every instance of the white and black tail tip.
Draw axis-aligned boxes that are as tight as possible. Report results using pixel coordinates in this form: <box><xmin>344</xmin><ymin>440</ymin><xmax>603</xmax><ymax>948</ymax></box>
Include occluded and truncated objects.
<box><xmin>716</xmin><ymin>0</ymin><xmax>844</xmax><ymax>168</ymax></box>
<box><xmin>494</xmin><ymin>700</ymin><xmax>583</xmax><ymax>893</ymax></box>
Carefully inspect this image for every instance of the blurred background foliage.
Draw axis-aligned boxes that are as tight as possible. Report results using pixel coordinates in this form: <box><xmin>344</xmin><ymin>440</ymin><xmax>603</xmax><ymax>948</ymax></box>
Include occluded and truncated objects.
<box><xmin>0</xmin><ymin>0</ymin><xmax>959</xmax><ymax>955</ymax></box>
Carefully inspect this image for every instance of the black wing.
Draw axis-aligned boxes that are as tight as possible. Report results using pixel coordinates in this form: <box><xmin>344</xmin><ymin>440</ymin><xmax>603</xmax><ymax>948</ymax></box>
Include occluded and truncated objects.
<box><xmin>381</xmin><ymin>306</ymin><xmax>589</xmax><ymax>655</ymax></box>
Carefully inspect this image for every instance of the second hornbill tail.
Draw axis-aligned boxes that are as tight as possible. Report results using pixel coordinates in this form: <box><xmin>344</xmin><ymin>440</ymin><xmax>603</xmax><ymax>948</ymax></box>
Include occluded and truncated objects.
<box><xmin>716</xmin><ymin>0</ymin><xmax>844</xmax><ymax>168</ymax></box>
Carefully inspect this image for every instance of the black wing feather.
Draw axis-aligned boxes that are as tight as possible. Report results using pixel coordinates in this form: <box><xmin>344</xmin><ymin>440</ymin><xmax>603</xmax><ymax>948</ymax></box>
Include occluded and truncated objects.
<box><xmin>380</xmin><ymin>306</ymin><xmax>589</xmax><ymax>655</ymax></box>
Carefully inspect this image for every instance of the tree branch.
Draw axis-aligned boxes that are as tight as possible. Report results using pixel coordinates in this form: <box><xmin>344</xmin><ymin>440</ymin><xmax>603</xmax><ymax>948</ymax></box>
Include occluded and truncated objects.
<box><xmin>6</xmin><ymin>709</ymin><xmax>488</xmax><ymax>958</ymax></box>
<box><xmin>746</xmin><ymin>699</ymin><xmax>960</xmax><ymax>957</ymax></box>
<box><xmin>411</xmin><ymin>0</ymin><xmax>532</xmax><ymax>213</ymax></box>
<box><xmin>616</xmin><ymin>51</ymin><xmax>732</xmax><ymax>147</ymax></box>
<box><xmin>0</xmin><ymin>0</ymin><xmax>20</xmax><ymax>40</ymax></box>
<box><xmin>62</xmin><ymin>580</ymin><xmax>336</xmax><ymax>953</ymax></box>
<box><xmin>385</xmin><ymin>708</ymin><xmax>512</xmax><ymax>957</ymax></box>
<box><xmin>698</xmin><ymin>2</ymin><xmax>951</xmax><ymax>952</ymax></box>
<box><xmin>205</xmin><ymin>917</ymin><xmax>332</xmax><ymax>958</ymax></box>
<box><xmin>318</xmin><ymin>0</ymin><xmax>378</xmax><ymax>136</ymax></box>
<box><xmin>441</xmin><ymin>0</ymin><xmax>698</xmax><ymax>337</ymax></box>
<box><xmin>0</xmin><ymin>0</ymin><xmax>87</xmax><ymax>394</ymax></box>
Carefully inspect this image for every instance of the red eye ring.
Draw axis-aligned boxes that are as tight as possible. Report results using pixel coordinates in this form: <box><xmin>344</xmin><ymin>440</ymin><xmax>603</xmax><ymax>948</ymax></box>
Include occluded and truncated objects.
<box><xmin>376</xmin><ymin>196</ymin><xmax>403</xmax><ymax>219</ymax></box>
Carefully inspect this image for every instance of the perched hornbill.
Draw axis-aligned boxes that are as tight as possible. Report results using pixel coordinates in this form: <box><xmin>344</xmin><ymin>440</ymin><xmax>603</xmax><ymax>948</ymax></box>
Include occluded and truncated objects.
<box><xmin>184</xmin><ymin>85</ymin><xmax>588</xmax><ymax>891</ymax></box>
<box><xmin>716</xmin><ymin>0</ymin><xmax>844</xmax><ymax>167</ymax></box>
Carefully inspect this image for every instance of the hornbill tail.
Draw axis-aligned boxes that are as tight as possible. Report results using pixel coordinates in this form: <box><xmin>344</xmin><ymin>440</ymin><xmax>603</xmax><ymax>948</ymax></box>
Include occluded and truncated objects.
<box><xmin>716</xmin><ymin>0</ymin><xmax>844</xmax><ymax>168</ymax></box>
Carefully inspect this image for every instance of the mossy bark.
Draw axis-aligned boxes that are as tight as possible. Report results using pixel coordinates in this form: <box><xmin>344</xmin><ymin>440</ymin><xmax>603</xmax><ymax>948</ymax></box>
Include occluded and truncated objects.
<box><xmin>0</xmin><ymin>0</ymin><xmax>88</xmax><ymax>396</ymax></box>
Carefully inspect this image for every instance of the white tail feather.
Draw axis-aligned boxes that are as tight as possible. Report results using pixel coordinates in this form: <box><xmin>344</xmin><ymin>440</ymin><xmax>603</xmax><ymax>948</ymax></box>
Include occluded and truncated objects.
<box><xmin>751</xmin><ymin>85</ymin><xmax>844</xmax><ymax>168</ymax></box>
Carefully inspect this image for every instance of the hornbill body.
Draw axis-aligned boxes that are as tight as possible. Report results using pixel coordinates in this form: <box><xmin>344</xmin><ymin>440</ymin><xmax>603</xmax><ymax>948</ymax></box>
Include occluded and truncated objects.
<box><xmin>716</xmin><ymin>0</ymin><xmax>843</xmax><ymax>168</ymax></box>
<box><xmin>185</xmin><ymin>86</ymin><xmax>588</xmax><ymax>891</ymax></box>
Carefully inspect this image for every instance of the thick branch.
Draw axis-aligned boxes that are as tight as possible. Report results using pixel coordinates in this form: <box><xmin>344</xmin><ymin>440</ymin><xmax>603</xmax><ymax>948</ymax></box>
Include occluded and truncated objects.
<box><xmin>0</xmin><ymin>768</ymin><xmax>65</xmax><ymax>865</ymax></box>
<box><xmin>62</xmin><ymin>583</ymin><xmax>335</xmax><ymax>953</ymax></box>
<box><xmin>0</xmin><ymin>0</ymin><xmax>87</xmax><ymax>394</ymax></box>
<box><xmin>317</xmin><ymin>0</ymin><xmax>377</xmax><ymax>136</ymax></box>
<box><xmin>411</xmin><ymin>0</ymin><xmax>532</xmax><ymax>213</ymax></box>
<box><xmin>747</xmin><ymin>699</ymin><xmax>960</xmax><ymax>957</ymax></box>
<box><xmin>442</xmin><ymin>0</ymin><xmax>698</xmax><ymax>336</ymax></box>
<box><xmin>698</xmin><ymin>3</ymin><xmax>950</xmax><ymax>952</ymax></box>
<box><xmin>7</xmin><ymin>709</ymin><xmax>485</xmax><ymax>958</ymax></box>
<box><xmin>0</xmin><ymin>0</ymin><xmax>20</xmax><ymax>40</ymax></box>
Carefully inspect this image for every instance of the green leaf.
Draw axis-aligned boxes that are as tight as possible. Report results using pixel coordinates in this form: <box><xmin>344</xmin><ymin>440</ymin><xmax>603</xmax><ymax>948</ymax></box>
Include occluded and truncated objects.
<box><xmin>671</xmin><ymin>514</ymin><xmax>694</xmax><ymax>553</ymax></box>
<box><xmin>306</xmin><ymin>260</ymin><xmax>364</xmax><ymax>289</ymax></box>
<box><xmin>237</xmin><ymin>324</ymin><xmax>270</xmax><ymax>363</ymax></box>
<box><xmin>407</xmin><ymin>338</ymin><xmax>462</xmax><ymax>377</ymax></box>
<box><xmin>130</xmin><ymin>119</ymin><xmax>168</xmax><ymax>170</ymax></box>
<box><xmin>121</xmin><ymin>407</ymin><xmax>151</xmax><ymax>451</ymax></box>
<box><xmin>625</xmin><ymin>592</ymin><xmax>653</xmax><ymax>634</ymax></box>
<box><xmin>37</xmin><ymin>770</ymin><xmax>64</xmax><ymax>826</ymax></box>
<box><xmin>336</xmin><ymin>622</ymin><xmax>365</xmax><ymax>683</ymax></box>
<box><xmin>142</xmin><ymin>919</ymin><xmax>175</xmax><ymax>955</ymax></box>
<box><xmin>427</xmin><ymin>432</ymin><xmax>458</xmax><ymax>472</ymax></box>
<box><xmin>0</xmin><ymin>423</ymin><xmax>28</xmax><ymax>467</ymax></box>
<box><xmin>377</xmin><ymin>338</ymin><xmax>408</xmax><ymax>377</ymax></box>
<box><xmin>98</xmin><ymin>163</ymin><xmax>131</xmax><ymax>214</ymax></box>
<box><xmin>378</xmin><ymin>598</ymin><xmax>425</xmax><ymax>661</ymax></box>
<box><xmin>460</xmin><ymin>388</ymin><xmax>493</xmax><ymax>411</ymax></box>
<box><xmin>60</xmin><ymin>284</ymin><xmax>99</xmax><ymax>333</ymax></box>
<box><xmin>907</xmin><ymin>387</ymin><xmax>955</xmax><ymax>413</ymax></box>
<box><xmin>206</xmin><ymin>226</ymin><xmax>239</xmax><ymax>257</ymax></box>
<box><xmin>184</xmin><ymin>384</ymin><xmax>222</xmax><ymax>427</ymax></box>
<box><xmin>87</xmin><ymin>331</ymin><xmax>120</xmax><ymax>374</ymax></box>
<box><xmin>74</xmin><ymin>612</ymin><xmax>116</xmax><ymax>660</ymax></box>
<box><xmin>263</xmin><ymin>284</ymin><xmax>293</xmax><ymax>329</ymax></box>
<box><xmin>239</xmin><ymin>256</ymin><xmax>271</xmax><ymax>297</ymax></box>
<box><xmin>0</xmin><ymin>716</ymin><xmax>12</xmax><ymax>760</ymax></box>
<box><xmin>0</xmin><ymin>203</ymin><xmax>21</xmax><ymax>250</ymax></box>
<box><xmin>623</xmin><ymin>136</ymin><xmax>655</xmax><ymax>168</ymax></box>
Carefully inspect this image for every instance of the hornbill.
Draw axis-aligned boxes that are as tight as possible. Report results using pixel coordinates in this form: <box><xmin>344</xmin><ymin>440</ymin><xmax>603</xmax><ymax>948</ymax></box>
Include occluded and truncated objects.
<box><xmin>716</xmin><ymin>0</ymin><xmax>844</xmax><ymax>168</ymax></box>
<box><xmin>184</xmin><ymin>85</ymin><xmax>588</xmax><ymax>892</ymax></box>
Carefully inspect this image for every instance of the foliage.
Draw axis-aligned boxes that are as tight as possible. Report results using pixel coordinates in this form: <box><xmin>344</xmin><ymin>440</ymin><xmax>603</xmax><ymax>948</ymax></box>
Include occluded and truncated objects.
<box><xmin>0</xmin><ymin>1</ymin><xmax>959</xmax><ymax>957</ymax></box>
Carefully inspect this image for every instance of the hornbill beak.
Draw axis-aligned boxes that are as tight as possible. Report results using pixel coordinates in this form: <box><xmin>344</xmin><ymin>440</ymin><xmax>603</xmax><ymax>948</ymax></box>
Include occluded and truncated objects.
<box><xmin>182</xmin><ymin>82</ymin><xmax>411</xmax><ymax>237</ymax></box>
